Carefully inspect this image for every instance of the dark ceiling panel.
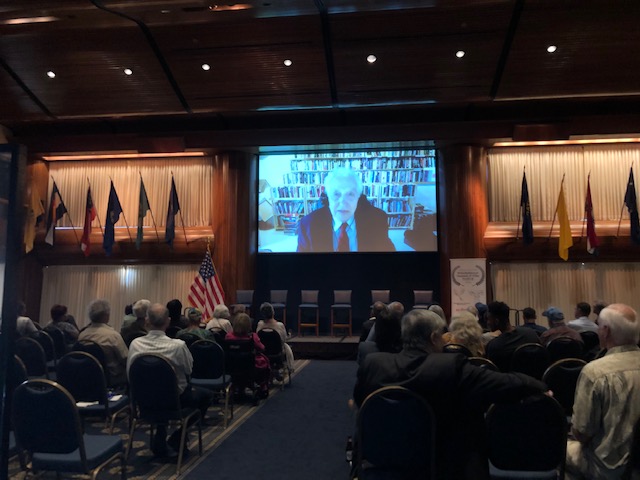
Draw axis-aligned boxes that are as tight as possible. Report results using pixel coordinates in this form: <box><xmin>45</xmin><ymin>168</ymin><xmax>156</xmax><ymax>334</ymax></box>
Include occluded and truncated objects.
<box><xmin>0</xmin><ymin>67</ymin><xmax>48</xmax><ymax>123</ymax></box>
<box><xmin>498</xmin><ymin>1</ymin><xmax>640</xmax><ymax>100</ymax></box>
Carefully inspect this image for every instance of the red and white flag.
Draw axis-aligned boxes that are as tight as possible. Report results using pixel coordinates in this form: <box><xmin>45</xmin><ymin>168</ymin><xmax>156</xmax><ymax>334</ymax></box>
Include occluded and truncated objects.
<box><xmin>585</xmin><ymin>175</ymin><xmax>599</xmax><ymax>255</ymax></box>
<box><xmin>188</xmin><ymin>249</ymin><xmax>225</xmax><ymax>318</ymax></box>
<box><xmin>80</xmin><ymin>186</ymin><xmax>97</xmax><ymax>256</ymax></box>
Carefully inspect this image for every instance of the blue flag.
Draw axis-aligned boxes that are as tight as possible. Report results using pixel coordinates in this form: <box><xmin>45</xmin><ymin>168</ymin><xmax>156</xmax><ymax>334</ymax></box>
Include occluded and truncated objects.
<box><xmin>103</xmin><ymin>181</ymin><xmax>123</xmax><ymax>255</ymax></box>
<box><xmin>165</xmin><ymin>177</ymin><xmax>181</xmax><ymax>247</ymax></box>
<box><xmin>520</xmin><ymin>172</ymin><xmax>534</xmax><ymax>244</ymax></box>
<box><xmin>624</xmin><ymin>167</ymin><xmax>640</xmax><ymax>245</ymax></box>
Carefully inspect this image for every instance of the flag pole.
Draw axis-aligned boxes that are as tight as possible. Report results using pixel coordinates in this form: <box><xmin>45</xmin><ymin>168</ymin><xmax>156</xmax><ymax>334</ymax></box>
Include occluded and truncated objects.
<box><xmin>547</xmin><ymin>174</ymin><xmax>565</xmax><ymax>241</ymax></box>
<box><xmin>171</xmin><ymin>171</ymin><xmax>189</xmax><ymax>246</ymax></box>
<box><xmin>580</xmin><ymin>172</ymin><xmax>589</xmax><ymax>241</ymax></box>
<box><xmin>616</xmin><ymin>163</ymin><xmax>634</xmax><ymax>239</ymax></box>
<box><xmin>140</xmin><ymin>172</ymin><xmax>161</xmax><ymax>243</ymax></box>
<box><xmin>87</xmin><ymin>177</ymin><xmax>104</xmax><ymax>236</ymax></box>
<box><xmin>51</xmin><ymin>175</ymin><xmax>81</xmax><ymax>247</ymax></box>
<box><xmin>109</xmin><ymin>176</ymin><xmax>134</xmax><ymax>243</ymax></box>
<box><xmin>515</xmin><ymin>166</ymin><xmax>524</xmax><ymax>241</ymax></box>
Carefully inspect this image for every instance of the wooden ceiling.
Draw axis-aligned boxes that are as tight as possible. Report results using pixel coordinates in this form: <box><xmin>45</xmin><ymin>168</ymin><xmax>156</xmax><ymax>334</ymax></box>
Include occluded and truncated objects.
<box><xmin>1</xmin><ymin>0</ymin><xmax>640</xmax><ymax>142</ymax></box>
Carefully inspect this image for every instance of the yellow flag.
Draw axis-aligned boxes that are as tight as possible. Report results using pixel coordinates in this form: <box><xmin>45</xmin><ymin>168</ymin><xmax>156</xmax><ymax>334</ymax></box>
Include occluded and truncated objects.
<box><xmin>557</xmin><ymin>182</ymin><xmax>573</xmax><ymax>261</ymax></box>
<box><xmin>24</xmin><ymin>186</ymin><xmax>44</xmax><ymax>253</ymax></box>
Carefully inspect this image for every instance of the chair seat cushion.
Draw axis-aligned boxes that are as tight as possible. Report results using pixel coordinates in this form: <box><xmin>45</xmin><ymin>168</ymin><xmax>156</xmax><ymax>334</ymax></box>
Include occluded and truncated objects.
<box><xmin>331</xmin><ymin>304</ymin><xmax>352</xmax><ymax>309</ymax></box>
<box><xmin>271</xmin><ymin>303</ymin><xmax>286</xmax><ymax>308</ymax></box>
<box><xmin>489</xmin><ymin>462</ymin><xmax>558</xmax><ymax>479</ymax></box>
<box><xmin>299</xmin><ymin>304</ymin><xmax>318</xmax><ymax>308</ymax></box>
<box><xmin>32</xmin><ymin>434</ymin><xmax>122</xmax><ymax>472</ymax></box>
<box><xmin>78</xmin><ymin>396</ymin><xmax>130</xmax><ymax>417</ymax></box>
<box><xmin>191</xmin><ymin>376</ymin><xmax>232</xmax><ymax>389</ymax></box>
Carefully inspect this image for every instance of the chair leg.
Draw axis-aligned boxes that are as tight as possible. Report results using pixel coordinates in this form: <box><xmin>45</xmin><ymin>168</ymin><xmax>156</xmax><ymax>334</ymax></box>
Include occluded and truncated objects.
<box><xmin>298</xmin><ymin>308</ymin><xmax>302</xmax><ymax>337</ymax></box>
<box><xmin>176</xmin><ymin>420</ymin><xmax>188</xmax><ymax>476</ymax></box>
<box><xmin>125</xmin><ymin>418</ymin><xmax>137</xmax><ymax>460</ymax></box>
<box><xmin>315</xmin><ymin>309</ymin><xmax>319</xmax><ymax>336</ymax></box>
<box><xmin>330</xmin><ymin>308</ymin><xmax>334</xmax><ymax>336</ymax></box>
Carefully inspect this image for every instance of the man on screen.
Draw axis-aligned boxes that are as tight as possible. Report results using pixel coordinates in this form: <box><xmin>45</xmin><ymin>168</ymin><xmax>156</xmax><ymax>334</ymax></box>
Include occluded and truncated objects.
<box><xmin>296</xmin><ymin>167</ymin><xmax>395</xmax><ymax>252</ymax></box>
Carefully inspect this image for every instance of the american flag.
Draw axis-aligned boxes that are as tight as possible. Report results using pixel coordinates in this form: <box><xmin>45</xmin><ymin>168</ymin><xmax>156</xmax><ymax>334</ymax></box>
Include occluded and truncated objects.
<box><xmin>188</xmin><ymin>250</ymin><xmax>225</xmax><ymax>318</ymax></box>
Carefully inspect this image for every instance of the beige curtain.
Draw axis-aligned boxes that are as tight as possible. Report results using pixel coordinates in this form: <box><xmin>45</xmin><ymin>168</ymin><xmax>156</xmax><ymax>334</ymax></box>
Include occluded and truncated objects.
<box><xmin>48</xmin><ymin>157</ymin><xmax>213</xmax><ymax>228</ymax></box>
<box><xmin>491</xmin><ymin>262</ymin><xmax>640</xmax><ymax>323</ymax></box>
<box><xmin>488</xmin><ymin>144</ymin><xmax>640</xmax><ymax>221</ymax></box>
<box><xmin>39</xmin><ymin>264</ymin><xmax>202</xmax><ymax>331</ymax></box>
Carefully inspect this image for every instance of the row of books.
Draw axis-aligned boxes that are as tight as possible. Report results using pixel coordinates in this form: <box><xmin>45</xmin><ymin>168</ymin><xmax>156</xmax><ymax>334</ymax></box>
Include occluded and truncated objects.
<box><xmin>281</xmin><ymin>169</ymin><xmax>433</xmax><ymax>185</ymax></box>
<box><xmin>389</xmin><ymin>215</ymin><xmax>413</xmax><ymax>227</ymax></box>
<box><xmin>289</xmin><ymin>157</ymin><xmax>435</xmax><ymax>171</ymax></box>
<box><xmin>272</xmin><ymin>186</ymin><xmax>305</xmax><ymax>198</ymax></box>
<box><xmin>364</xmin><ymin>184</ymin><xmax>417</xmax><ymax>197</ymax></box>
<box><xmin>291</xmin><ymin>150</ymin><xmax>435</xmax><ymax>160</ymax></box>
<box><xmin>373</xmin><ymin>198</ymin><xmax>413</xmax><ymax>213</ymax></box>
<box><xmin>274</xmin><ymin>201</ymin><xmax>305</xmax><ymax>214</ymax></box>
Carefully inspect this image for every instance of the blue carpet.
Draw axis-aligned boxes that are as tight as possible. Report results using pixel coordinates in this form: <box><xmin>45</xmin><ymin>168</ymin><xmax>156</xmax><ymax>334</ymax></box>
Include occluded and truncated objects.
<box><xmin>184</xmin><ymin>360</ymin><xmax>358</xmax><ymax>480</ymax></box>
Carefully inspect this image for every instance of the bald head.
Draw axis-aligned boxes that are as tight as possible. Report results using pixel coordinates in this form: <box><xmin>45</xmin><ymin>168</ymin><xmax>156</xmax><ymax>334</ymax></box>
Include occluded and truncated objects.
<box><xmin>598</xmin><ymin>303</ymin><xmax>639</xmax><ymax>347</ymax></box>
<box><xmin>401</xmin><ymin>309</ymin><xmax>446</xmax><ymax>353</ymax></box>
<box><xmin>147</xmin><ymin>303</ymin><xmax>169</xmax><ymax>330</ymax></box>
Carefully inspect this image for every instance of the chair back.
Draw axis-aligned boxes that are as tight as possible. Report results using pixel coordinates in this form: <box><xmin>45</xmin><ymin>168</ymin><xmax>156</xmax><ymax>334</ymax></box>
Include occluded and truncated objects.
<box><xmin>333</xmin><ymin>290</ymin><xmax>352</xmax><ymax>305</ymax></box>
<box><xmin>300</xmin><ymin>290</ymin><xmax>319</xmax><ymax>305</ymax></box>
<box><xmin>12</xmin><ymin>379</ymin><xmax>85</xmax><ymax>458</ymax></box>
<box><xmin>258</xmin><ymin>329</ymin><xmax>284</xmax><ymax>360</ymax></box>
<box><xmin>29</xmin><ymin>330</ymin><xmax>56</xmax><ymax>362</ymax></box>
<box><xmin>190</xmin><ymin>340</ymin><xmax>226</xmax><ymax>379</ymax></box>
<box><xmin>510</xmin><ymin>343</ymin><xmax>550</xmax><ymax>379</ymax></box>
<box><xmin>580</xmin><ymin>330</ymin><xmax>601</xmax><ymax>360</ymax></box>
<box><xmin>15</xmin><ymin>336</ymin><xmax>48</xmax><ymax>377</ymax></box>
<box><xmin>413</xmin><ymin>290</ymin><xmax>433</xmax><ymax>307</ymax></box>
<box><xmin>211</xmin><ymin>329</ymin><xmax>227</xmax><ymax>346</ymax></box>
<box><xmin>177</xmin><ymin>331</ymin><xmax>201</xmax><ymax>347</ymax></box>
<box><xmin>486</xmin><ymin>394</ymin><xmax>567</xmax><ymax>474</ymax></box>
<box><xmin>468</xmin><ymin>356</ymin><xmax>499</xmax><ymax>371</ymax></box>
<box><xmin>6</xmin><ymin>356</ymin><xmax>28</xmax><ymax>414</ymax></box>
<box><xmin>236</xmin><ymin>289</ymin><xmax>254</xmax><ymax>306</ymax></box>
<box><xmin>44</xmin><ymin>327</ymin><xmax>67</xmax><ymax>359</ymax></box>
<box><xmin>370</xmin><ymin>290</ymin><xmax>390</xmax><ymax>304</ymax></box>
<box><xmin>225</xmin><ymin>338</ymin><xmax>256</xmax><ymax>379</ymax></box>
<box><xmin>166</xmin><ymin>325</ymin><xmax>181</xmax><ymax>339</ymax></box>
<box><xmin>129</xmin><ymin>354</ymin><xmax>182</xmax><ymax>423</ymax></box>
<box><xmin>357</xmin><ymin>386</ymin><xmax>436</xmax><ymax>479</ymax></box>
<box><xmin>542</xmin><ymin>358</ymin><xmax>587</xmax><ymax>416</ymax></box>
<box><xmin>72</xmin><ymin>340</ymin><xmax>110</xmax><ymax>384</ymax></box>
<box><xmin>442</xmin><ymin>343</ymin><xmax>472</xmax><ymax>357</ymax></box>
<box><xmin>546</xmin><ymin>336</ymin><xmax>584</xmax><ymax>363</ymax></box>
<box><xmin>270</xmin><ymin>290</ymin><xmax>287</xmax><ymax>304</ymax></box>
<box><xmin>57</xmin><ymin>351</ymin><xmax>108</xmax><ymax>404</ymax></box>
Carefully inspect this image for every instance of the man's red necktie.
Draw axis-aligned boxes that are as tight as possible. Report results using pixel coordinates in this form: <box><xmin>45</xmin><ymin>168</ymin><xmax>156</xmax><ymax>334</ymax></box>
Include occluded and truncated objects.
<box><xmin>338</xmin><ymin>223</ymin><xmax>350</xmax><ymax>252</ymax></box>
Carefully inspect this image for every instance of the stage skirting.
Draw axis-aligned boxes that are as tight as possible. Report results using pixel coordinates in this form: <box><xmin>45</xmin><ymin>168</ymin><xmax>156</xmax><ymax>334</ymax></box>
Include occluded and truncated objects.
<box><xmin>288</xmin><ymin>335</ymin><xmax>358</xmax><ymax>360</ymax></box>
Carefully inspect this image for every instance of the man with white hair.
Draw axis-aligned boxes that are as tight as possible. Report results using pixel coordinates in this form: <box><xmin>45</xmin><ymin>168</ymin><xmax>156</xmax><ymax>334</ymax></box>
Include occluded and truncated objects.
<box><xmin>566</xmin><ymin>303</ymin><xmax>640</xmax><ymax>480</ymax></box>
<box><xmin>297</xmin><ymin>167</ymin><xmax>395</xmax><ymax>252</ymax></box>
<box><xmin>120</xmin><ymin>298</ymin><xmax>149</xmax><ymax>347</ymax></box>
<box><xmin>354</xmin><ymin>309</ymin><xmax>548</xmax><ymax>479</ymax></box>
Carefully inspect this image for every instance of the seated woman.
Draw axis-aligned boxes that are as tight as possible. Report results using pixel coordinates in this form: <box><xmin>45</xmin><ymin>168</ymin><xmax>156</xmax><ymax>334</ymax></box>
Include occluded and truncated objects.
<box><xmin>357</xmin><ymin>306</ymin><xmax>402</xmax><ymax>366</ymax></box>
<box><xmin>256</xmin><ymin>302</ymin><xmax>295</xmax><ymax>373</ymax></box>
<box><xmin>225</xmin><ymin>313</ymin><xmax>270</xmax><ymax>398</ymax></box>
<box><xmin>206</xmin><ymin>304</ymin><xmax>233</xmax><ymax>333</ymax></box>
<box><xmin>443</xmin><ymin>311</ymin><xmax>485</xmax><ymax>357</ymax></box>
<box><xmin>45</xmin><ymin>304</ymin><xmax>79</xmax><ymax>343</ymax></box>
<box><xmin>176</xmin><ymin>308</ymin><xmax>214</xmax><ymax>341</ymax></box>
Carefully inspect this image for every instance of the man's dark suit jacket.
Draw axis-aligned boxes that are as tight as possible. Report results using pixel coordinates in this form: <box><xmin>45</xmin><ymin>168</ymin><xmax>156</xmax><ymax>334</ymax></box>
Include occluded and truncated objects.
<box><xmin>354</xmin><ymin>349</ymin><xmax>547</xmax><ymax>480</ymax></box>
<box><xmin>296</xmin><ymin>196</ymin><xmax>395</xmax><ymax>252</ymax></box>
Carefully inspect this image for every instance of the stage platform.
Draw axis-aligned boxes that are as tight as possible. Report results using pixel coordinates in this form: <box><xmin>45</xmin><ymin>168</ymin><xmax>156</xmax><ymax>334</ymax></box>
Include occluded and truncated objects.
<box><xmin>288</xmin><ymin>335</ymin><xmax>358</xmax><ymax>360</ymax></box>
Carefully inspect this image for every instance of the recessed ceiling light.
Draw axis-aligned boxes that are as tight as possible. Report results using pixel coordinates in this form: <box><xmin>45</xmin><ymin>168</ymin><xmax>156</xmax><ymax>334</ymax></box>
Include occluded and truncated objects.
<box><xmin>283</xmin><ymin>59</ymin><xmax>292</xmax><ymax>67</ymax></box>
<box><xmin>456</xmin><ymin>50</ymin><xmax>465</xmax><ymax>58</ymax></box>
<box><xmin>547</xmin><ymin>45</ymin><xmax>557</xmax><ymax>53</ymax></box>
<box><xmin>366</xmin><ymin>54</ymin><xmax>377</xmax><ymax>64</ymax></box>
<box><xmin>46</xmin><ymin>71</ymin><xmax>56</xmax><ymax>79</ymax></box>
<box><xmin>124</xmin><ymin>68</ymin><xmax>133</xmax><ymax>75</ymax></box>
<box><xmin>160</xmin><ymin>9</ymin><xmax>170</xmax><ymax>14</ymax></box>
<box><xmin>202</xmin><ymin>63</ymin><xmax>211</xmax><ymax>71</ymax></box>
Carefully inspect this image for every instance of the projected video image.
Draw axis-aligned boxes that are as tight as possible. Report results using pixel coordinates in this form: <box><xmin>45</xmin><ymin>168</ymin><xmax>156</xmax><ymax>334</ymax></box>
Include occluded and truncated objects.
<box><xmin>258</xmin><ymin>150</ymin><xmax>438</xmax><ymax>253</ymax></box>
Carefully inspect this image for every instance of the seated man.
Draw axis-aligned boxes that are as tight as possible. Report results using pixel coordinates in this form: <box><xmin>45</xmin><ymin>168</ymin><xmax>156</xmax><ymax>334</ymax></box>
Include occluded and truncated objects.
<box><xmin>485</xmin><ymin>301</ymin><xmax>540</xmax><ymax>372</ymax></box>
<box><xmin>78</xmin><ymin>299</ymin><xmax>129</xmax><ymax>387</ymax></box>
<box><xmin>567</xmin><ymin>303</ymin><xmax>640</xmax><ymax>479</ymax></box>
<box><xmin>521</xmin><ymin>307</ymin><xmax>547</xmax><ymax>334</ymax></box>
<box><xmin>539</xmin><ymin>306</ymin><xmax>583</xmax><ymax>346</ymax></box>
<box><xmin>354</xmin><ymin>309</ymin><xmax>548</xmax><ymax>480</ymax></box>
<box><xmin>45</xmin><ymin>304</ymin><xmax>79</xmax><ymax>343</ymax></box>
<box><xmin>16</xmin><ymin>301</ymin><xmax>38</xmax><ymax>337</ymax></box>
<box><xmin>121</xmin><ymin>299</ymin><xmax>149</xmax><ymax>347</ymax></box>
<box><xmin>127</xmin><ymin>303</ymin><xmax>214</xmax><ymax>457</ymax></box>
<box><xmin>568</xmin><ymin>302</ymin><xmax>599</xmax><ymax>333</ymax></box>
<box><xmin>297</xmin><ymin>167</ymin><xmax>395</xmax><ymax>252</ymax></box>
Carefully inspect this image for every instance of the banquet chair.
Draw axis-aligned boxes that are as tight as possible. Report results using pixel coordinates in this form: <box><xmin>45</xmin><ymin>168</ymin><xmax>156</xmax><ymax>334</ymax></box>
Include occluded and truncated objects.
<box><xmin>546</xmin><ymin>337</ymin><xmax>584</xmax><ymax>363</ymax></box>
<box><xmin>510</xmin><ymin>343</ymin><xmax>550</xmax><ymax>380</ymax></box>
<box><xmin>56</xmin><ymin>351</ymin><xmax>130</xmax><ymax>434</ymax></box>
<box><xmin>356</xmin><ymin>386</ymin><xmax>436</xmax><ymax>479</ymax></box>
<box><xmin>542</xmin><ymin>358</ymin><xmax>587</xmax><ymax>417</ymax></box>
<box><xmin>486</xmin><ymin>394</ymin><xmax>567</xmax><ymax>479</ymax></box>
<box><xmin>258</xmin><ymin>328</ymin><xmax>292</xmax><ymax>389</ymax></box>
<box><xmin>12</xmin><ymin>379</ymin><xmax>126</xmax><ymax>479</ymax></box>
<box><xmin>412</xmin><ymin>290</ymin><xmax>434</xmax><ymax>309</ymax></box>
<box><xmin>330</xmin><ymin>290</ymin><xmax>353</xmax><ymax>336</ymax></box>
<box><xmin>189</xmin><ymin>340</ymin><xmax>233</xmax><ymax>428</ymax></box>
<box><xmin>270</xmin><ymin>290</ymin><xmax>288</xmax><ymax>326</ymax></box>
<box><xmin>370</xmin><ymin>289</ymin><xmax>390</xmax><ymax>310</ymax></box>
<box><xmin>580</xmin><ymin>330</ymin><xmax>601</xmax><ymax>361</ymax></box>
<box><xmin>127</xmin><ymin>354</ymin><xmax>203</xmax><ymax>475</ymax></box>
<box><xmin>442</xmin><ymin>343</ymin><xmax>473</xmax><ymax>357</ymax></box>
<box><xmin>298</xmin><ymin>290</ymin><xmax>320</xmax><ymax>336</ymax></box>
<box><xmin>225</xmin><ymin>338</ymin><xmax>260</xmax><ymax>405</ymax></box>
<box><xmin>29</xmin><ymin>330</ymin><xmax>57</xmax><ymax>372</ymax></box>
<box><xmin>72</xmin><ymin>340</ymin><xmax>112</xmax><ymax>387</ymax></box>
<box><xmin>468</xmin><ymin>357</ymin><xmax>499</xmax><ymax>371</ymax></box>
<box><xmin>235</xmin><ymin>289</ymin><xmax>254</xmax><ymax>316</ymax></box>
<box><xmin>15</xmin><ymin>336</ymin><xmax>49</xmax><ymax>379</ymax></box>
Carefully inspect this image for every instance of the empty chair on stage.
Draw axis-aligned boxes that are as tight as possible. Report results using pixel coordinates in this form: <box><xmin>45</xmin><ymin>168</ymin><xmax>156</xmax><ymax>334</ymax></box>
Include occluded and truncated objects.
<box><xmin>269</xmin><ymin>290</ymin><xmax>288</xmax><ymax>326</ymax></box>
<box><xmin>298</xmin><ymin>290</ymin><xmax>320</xmax><ymax>336</ymax></box>
<box><xmin>235</xmin><ymin>290</ymin><xmax>254</xmax><ymax>316</ymax></box>
<box><xmin>412</xmin><ymin>290</ymin><xmax>433</xmax><ymax>309</ymax></box>
<box><xmin>331</xmin><ymin>290</ymin><xmax>353</xmax><ymax>336</ymax></box>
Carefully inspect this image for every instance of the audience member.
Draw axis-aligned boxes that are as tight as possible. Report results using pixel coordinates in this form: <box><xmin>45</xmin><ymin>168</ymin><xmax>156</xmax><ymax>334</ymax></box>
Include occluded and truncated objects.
<box><xmin>566</xmin><ymin>303</ymin><xmax>640</xmax><ymax>479</ymax></box>
<box><xmin>360</xmin><ymin>301</ymin><xmax>386</xmax><ymax>342</ymax></box>
<box><xmin>428</xmin><ymin>304</ymin><xmax>447</xmax><ymax>325</ymax></box>
<box><xmin>256</xmin><ymin>302</ymin><xmax>295</xmax><ymax>372</ymax></box>
<box><xmin>466</xmin><ymin>304</ymin><xmax>479</xmax><ymax>320</ymax></box>
<box><xmin>121</xmin><ymin>303</ymin><xmax>136</xmax><ymax>330</ymax></box>
<box><xmin>78</xmin><ymin>299</ymin><xmax>129</xmax><ymax>387</ymax></box>
<box><xmin>121</xmin><ymin>299</ymin><xmax>149</xmax><ymax>347</ymax></box>
<box><xmin>366</xmin><ymin>301</ymin><xmax>404</xmax><ymax>342</ymax></box>
<box><xmin>485</xmin><ymin>301</ymin><xmax>540</xmax><ymax>372</ymax></box>
<box><xmin>226</xmin><ymin>313</ymin><xmax>270</xmax><ymax>398</ymax></box>
<box><xmin>16</xmin><ymin>301</ymin><xmax>38</xmax><ymax>337</ymax></box>
<box><xmin>521</xmin><ymin>307</ymin><xmax>547</xmax><ymax>334</ymax></box>
<box><xmin>358</xmin><ymin>305</ymin><xmax>403</xmax><ymax>366</ymax></box>
<box><xmin>46</xmin><ymin>304</ymin><xmax>79</xmax><ymax>342</ymax></box>
<box><xmin>443</xmin><ymin>311</ymin><xmax>485</xmax><ymax>357</ymax></box>
<box><xmin>353</xmin><ymin>309</ymin><xmax>548</xmax><ymax>480</ymax></box>
<box><xmin>540</xmin><ymin>307</ymin><xmax>583</xmax><ymax>347</ymax></box>
<box><xmin>176</xmin><ymin>308</ymin><xmax>214</xmax><ymax>341</ymax></box>
<box><xmin>592</xmin><ymin>300</ymin><xmax>608</xmax><ymax>323</ymax></box>
<box><xmin>476</xmin><ymin>302</ymin><xmax>489</xmax><ymax>331</ymax></box>
<box><xmin>568</xmin><ymin>302</ymin><xmax>598</xmax><ymax>333</ymax></box>
<box><xmin>205</xmin><ymin>304</ymin><xmax>233</xmax><ymax>333</ymax></box>
<box><xmin>127</xmin><ymin>303</ymin><xmax>213</xmax><ymax>457</ymax></box>
<box><xmin>167</xmin><ymin>299</ymin><xmax>188</xmax><ymax>329</ymax></box>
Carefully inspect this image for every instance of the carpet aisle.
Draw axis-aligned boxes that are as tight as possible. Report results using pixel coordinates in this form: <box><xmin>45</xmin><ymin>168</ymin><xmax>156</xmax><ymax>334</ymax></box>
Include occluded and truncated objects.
<box><xmin>183</xmin><ymin>359</ymin><xmax>358</xmax><ymax>480</ymax></box>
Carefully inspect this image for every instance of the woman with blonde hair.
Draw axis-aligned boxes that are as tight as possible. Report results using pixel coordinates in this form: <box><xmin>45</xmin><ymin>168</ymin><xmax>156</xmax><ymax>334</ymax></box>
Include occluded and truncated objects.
<box><xmin>443</xmin><ymin>311</ymin><xmax>485</xmax><ymax>357</ymax></box>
